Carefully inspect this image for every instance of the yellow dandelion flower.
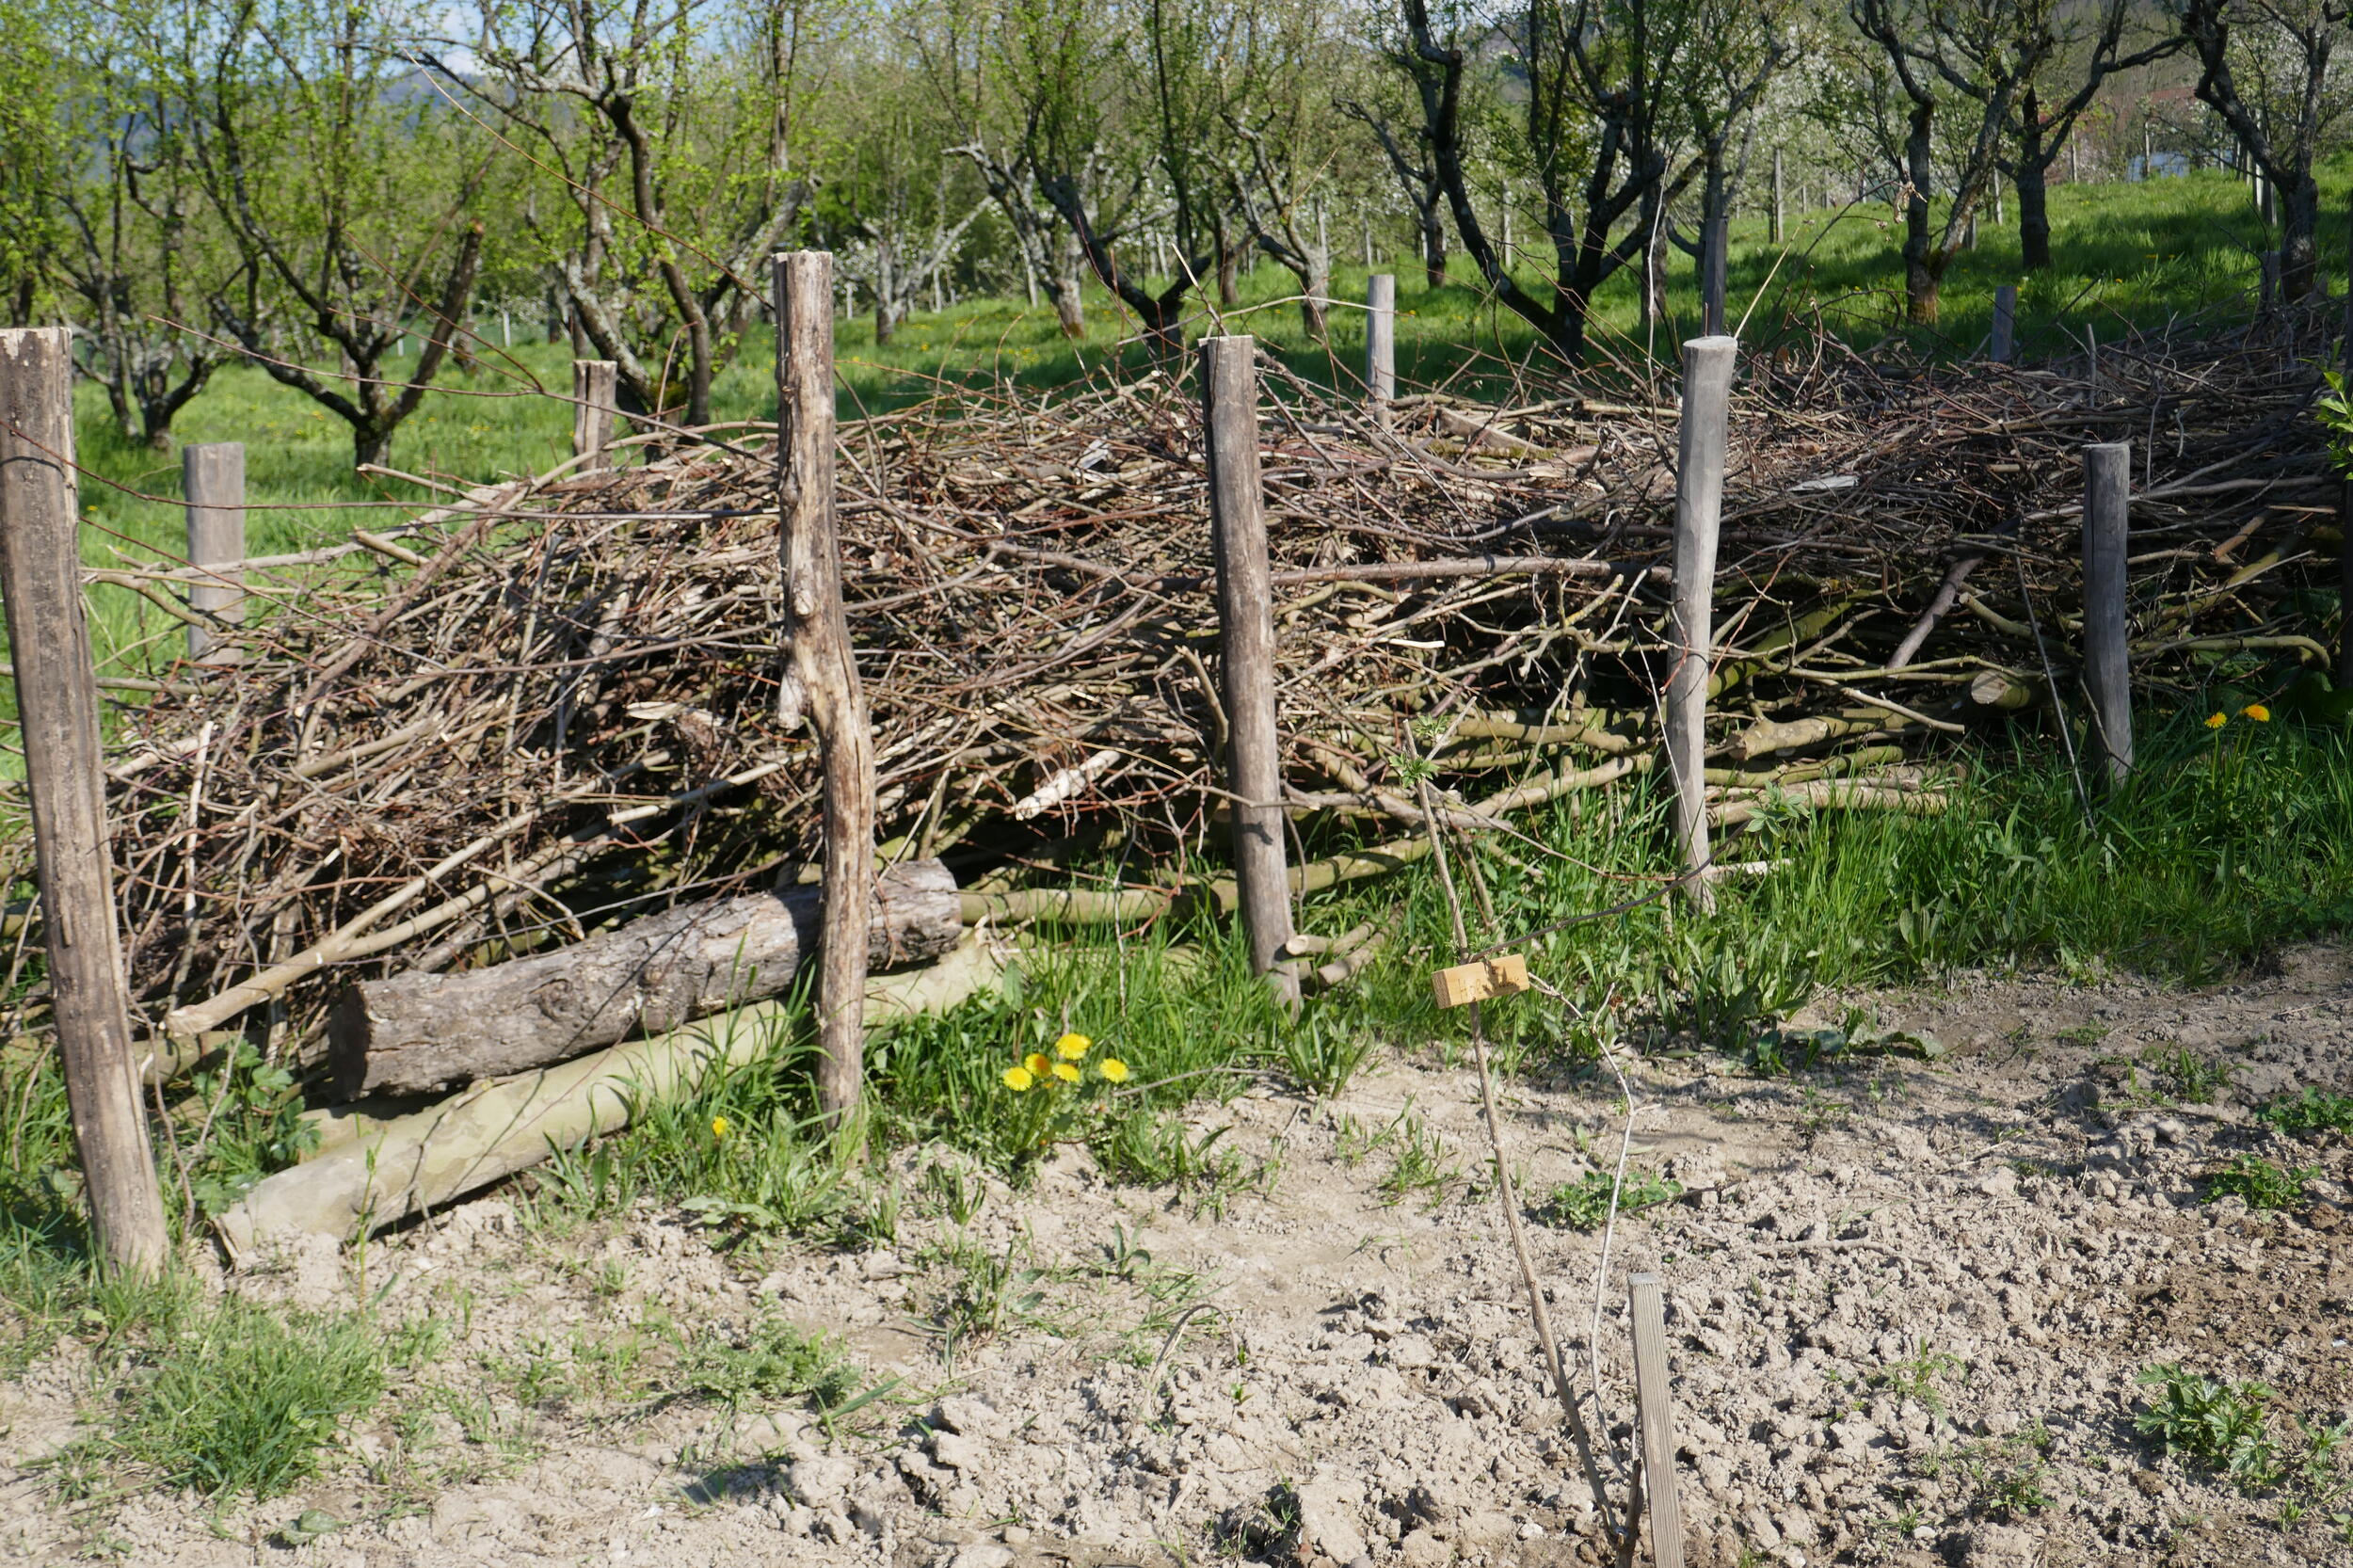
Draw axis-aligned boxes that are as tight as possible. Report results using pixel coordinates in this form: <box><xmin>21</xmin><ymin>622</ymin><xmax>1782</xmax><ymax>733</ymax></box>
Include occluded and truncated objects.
<box><xmin>1052</xmin><ymin>1062</ymin><xmax>1081</xmax><ymax>1084</ymax></box>
<box><xmin>711</xmin><ymin>1116</ymin><xmax>730</xmax><ymax>1138</ymax></box>
<box><xmin>1096</xmin><ymin>1057</ymin><xmax>1130</xmax><ymax>1083</ymax></box>
<box><xmin>1053</xmin><ymin>1032</ymin><xmax>1092</xmax><ymax>1060</ymax></box>
<box><xmin>1025</xmin><ymin>1052</ymin><xmax>1053</xmax><ymax>1079</ymax></box>
<box><xmin>2242</xmin><ymin>702</ymin><xmax>2271</xmax><ymax>722</ymax></box>
<box><xmin>2205</xmin><ymin>712</ymin><xmax>2228</xmax><ymax>729</ymax></box>
<box><xmin>1002</xmin><ymin>1065</ymin><xmax>1035</xmax><ymax>1091</ymax></box>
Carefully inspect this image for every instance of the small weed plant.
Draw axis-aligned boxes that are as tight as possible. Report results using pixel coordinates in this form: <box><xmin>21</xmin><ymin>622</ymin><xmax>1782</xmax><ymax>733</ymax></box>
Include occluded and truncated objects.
<box><xmin>1541</xmin><ymin>1167</ymin><xmax>1684</xmax><ymax>1230</ymax></box>
<box><xmin>2137</xmin><ymin>1366</ymin><xmax>2281</xmax><ymax>1487</ymax></box>
<box><xmin>680</xmin><ymin>1318</ymin><xmax>864</xmax><ymax>1415</ymax></box>
<box><xmin>2203</xmin><ymin>1154</ymin><xmax>2315</xmax><ymax>1211</ymax></box>
<box><xmin>2261</xmin><ymin>1087</ymin><xmax>2353</xmax><ymax>1143</ymax></box>
<box><xmin>1870</xmin><ymin>1348</ymin><xmax>1963</xmax><ymax>1413</ymax></box>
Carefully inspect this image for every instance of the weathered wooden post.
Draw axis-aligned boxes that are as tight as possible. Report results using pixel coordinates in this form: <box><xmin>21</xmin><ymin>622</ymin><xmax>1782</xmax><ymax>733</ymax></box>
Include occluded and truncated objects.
<box><xmin>774</xmin><ymin>252</ymin><xmax>877</xmax><ymax>1120</ymax></box>
<box><xmin>2082</xmin><ymin>440</ymin><xmax>2134</xmax><ymax>784</ymax></box>
<box><xmin>1668</xmin><ymin>336</ymin><xmax>1737</xmax><ymax>910</ymax></box>
<box><xmin>572</xmin><ymin>359</ymin><xmax>617</xmax><ymax>472</ymax></box>
<box><xmin>0</xmin><ymin>328</ymin><xmax>170</xmax><ymax>1276</ymax></box>
<box><xmin>2340</xmin><ymin>203</ymin><xmax>2353</xmax><ymax>688</ymax></box>
<box><xmin>183</xmin><ymin>442</ymin><xmax>245</xmax><ymax>664</ymax></box>
<box><xmin>1990</xmin><ymin>284</ymin><xmax>2016</xmax><ymax>364</ymax></box>
<box><xmin>1629</xmin><ymin>1272</ymin><xmax>1687</xmax><ymax>1568</ymax></box>
<box><xmin>1769</xmin><ymin>148</ymin><xmax>1785</xmax><ymax>246</ymax></box>
<box><xmin>1365</xmin><ymin>274</ymin><xmax>1397</xmax><ymax>414</ymax></box>
<box><xmin>1201</xmin><ymin>335</ymin><xmax>1297</xmax><ymax>1006</ymax></box>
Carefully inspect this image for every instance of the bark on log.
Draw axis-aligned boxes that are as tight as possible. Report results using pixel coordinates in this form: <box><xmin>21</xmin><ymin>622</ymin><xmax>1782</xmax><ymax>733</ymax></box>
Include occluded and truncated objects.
<box><xmin>220</xmin><ymin>929</ymin><xmax>1010</xmax><ymax>1256</ymax></box>
<box><xmin>329</xmin><ymin>859</ymin><xmax>958</xmax><ymax>1098</ymax></box>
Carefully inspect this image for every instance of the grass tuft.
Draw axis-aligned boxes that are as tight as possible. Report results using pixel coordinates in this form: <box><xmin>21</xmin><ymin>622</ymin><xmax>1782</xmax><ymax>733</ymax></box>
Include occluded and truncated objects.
<box><xmin>67</xmin><ymin>1293</ymin><xmax>385</xmax><ymax>1500</ymax></box>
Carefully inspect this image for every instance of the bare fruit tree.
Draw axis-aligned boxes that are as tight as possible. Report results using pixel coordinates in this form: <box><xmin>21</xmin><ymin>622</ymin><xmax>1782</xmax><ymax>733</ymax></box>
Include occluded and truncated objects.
<box><xmin>2178</xmin><ymin>0</ymin><xmax>2352</xmax><ymax>299</ymax></box>
<box><xmin>183</xmin><ymin>0</ymin><xmax>488</xmax><ymax>469</ymax></box>
<box><xmin>1395</xmin><ymin>0</ymin><xmax>1705</xmax><ymax>362</ymax></box>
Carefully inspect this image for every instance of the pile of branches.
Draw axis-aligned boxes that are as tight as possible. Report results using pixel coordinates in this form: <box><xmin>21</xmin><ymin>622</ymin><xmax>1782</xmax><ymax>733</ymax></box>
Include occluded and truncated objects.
<box><xmin>32</xmin><ymin>312</ymin><xmax>2344</xmax><ymax>1064</ymax></box>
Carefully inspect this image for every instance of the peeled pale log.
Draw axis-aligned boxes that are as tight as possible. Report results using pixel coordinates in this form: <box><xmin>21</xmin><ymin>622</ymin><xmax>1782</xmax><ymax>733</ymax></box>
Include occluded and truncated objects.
<box><xmin>1966</xmin><ymin>668</ymin><xmax>2045</xmax><ymax>712</ymax></box>
<box><xmin>330</xmin><ymin>859</ymin><xmax>958</xmax><ymax>1098</ymax></box>
<box><xmin>1724</xmin><ymin>708</ymin><xmax>1920</xmax><ymax>761</ymax></box>
<box><xmin>218</xmin><ymin>929</ymin><xmax>1011</xmax><ymax>1256</ymax></box>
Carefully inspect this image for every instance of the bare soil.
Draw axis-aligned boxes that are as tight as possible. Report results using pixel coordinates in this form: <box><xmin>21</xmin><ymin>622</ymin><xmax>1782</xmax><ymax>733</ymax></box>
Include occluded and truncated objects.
<box><xmin>8</xmin><ymin>946</ymin><xmax>2353</xmax><ymax>1568</ymax></box>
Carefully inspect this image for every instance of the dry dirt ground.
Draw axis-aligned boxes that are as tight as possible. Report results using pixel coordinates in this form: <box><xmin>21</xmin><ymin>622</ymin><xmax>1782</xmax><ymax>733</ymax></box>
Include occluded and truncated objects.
<box><xmin>8</xmin><ymin>946</ymin><xmax>2353</xmax><ymax>1568</ymax></box>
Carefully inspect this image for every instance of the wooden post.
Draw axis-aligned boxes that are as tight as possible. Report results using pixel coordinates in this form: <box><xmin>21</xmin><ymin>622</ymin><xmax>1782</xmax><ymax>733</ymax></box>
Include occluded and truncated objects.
<box><xmin>2086</xmin><ymin>324</ymin><xmax>2100</xmax><ymax>405</ymax></box>
<box><xmin>0</xmin><ymin>328</ymin><xmax>170</xmax><ymax>1276</ymax></box>
<box><xmin>2340</xmin><ymin>202</ymin><xmax>2353</xmax><ymax>688</ymax></box>
<box><xmin>571</xmin><ymin>359</ymin><xmax>617</xmax><ymax>472</ymax></box>
<box><xmin>183</xmin><ymin>442</ymin><xmax>245</xmax><ymax>664</ymax></box>
<box><xmin>1366</xmin><ymin>274</ymin><xmax>1397</xmax><ymax>413</ymax></box>
<box><xmin>1769</xmin><ymin>148</ymin><xmax>1785</xmax><ymax>246</ymax></box>
<box><xmin>2082</xmin><ymin>440</ymin><xmax>2133</xmax><ymax>785</ymax></box>
<box><xmin>1201</xmin><ymin>335</ymin><xmax>1297</xmax><ymax>1005</ymax></box>
<box><xmin>1629</xmin><ymin>1273</ymin><xmax>1687</xmax><ymax>1568</ymax></box>
<box><xmin>1991</xmin><ymin>284</ymin><xmax>2016</xmax><ymax>363</ymax></box>
<box><xmin>1668</xmin><ymin>336</ymin><xmax>1737</xmax><ymax>910</ymax></box>
<box><xmin>774</xmin><ymin>252</ymin><xmax>877</xmax><ymax>1120</ymax></box>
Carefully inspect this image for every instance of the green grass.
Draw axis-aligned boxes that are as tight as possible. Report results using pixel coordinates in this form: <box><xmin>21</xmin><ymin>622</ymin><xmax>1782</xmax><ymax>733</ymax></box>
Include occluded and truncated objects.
<box><xmin>62</xmin><ymin>1293</ymin><xmax>388</xmax><ymax>1500</ymax></box>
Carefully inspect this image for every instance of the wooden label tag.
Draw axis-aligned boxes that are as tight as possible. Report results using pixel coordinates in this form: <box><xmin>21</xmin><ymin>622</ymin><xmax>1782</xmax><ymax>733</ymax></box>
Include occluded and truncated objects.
<box><xmin>1432</xmin><ymin>953</ymin><xmax>1530</xmax><ymax>1008</ymax></box>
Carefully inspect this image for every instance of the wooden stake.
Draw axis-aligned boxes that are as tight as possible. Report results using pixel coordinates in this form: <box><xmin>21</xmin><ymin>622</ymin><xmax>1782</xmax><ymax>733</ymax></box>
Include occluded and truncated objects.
<box><xmin>183</xmin><ymin>442</ymin><xmax>245</xmax><ymax>664</ymax></box>
<box><xmin>2082</xmin><ymin>440</ymin><xmax>2134</xmax><ymax>784</ymax></box>
<box><xmin>1991</xmin><ymin>284</ymin><xmax>2016</xmax><ymax>364</ymax></box>
<box><xmin>1628</xmin><ymin>1272</ymin><xmax>1687</xmax><ymax>1568</ymax></box>
<box><xmin>1668</xmin><ymin>336</ymin><xmax>1737</xmax><ymax>910</ymax></box>
<box><xmin>2339</xmin><ymin>202</ymin><xmax>2353</xmax><ymax>687</ymax></box>
<box><xmin>1366</xmin><ymin>274</ymin><xmax>1396</xmax><ymax>414</ymax></box>
<box><xmin>571</xmin><ymin>359</ymin><xmax>617</xmax><ymax>472</ymax></box>
<box><xmin>1201</xmin><ymin>335</ymin><xmax>1297</xmax><ymax>1006</ymax></box>
<box><xmin>1770</xmin><ymin>148</ymin><xmax>1785</xmax><ymax>246</ymax></box>
<box><xmin>775</xmin><ymin>252</ymin><xmax>877</xmax><ymax>1119</ymax></box>
<box><xmin>0</xmin><ymin>328</ymin><xmax>169</xmax><ymax>1276</ymax></box>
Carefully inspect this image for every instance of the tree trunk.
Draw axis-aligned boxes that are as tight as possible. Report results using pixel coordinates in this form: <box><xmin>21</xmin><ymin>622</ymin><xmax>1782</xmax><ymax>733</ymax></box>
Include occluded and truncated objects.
<box><xmin>2281</xmin><ymin>169</ymin><xmax>2320</xmax><ymax>298</ymax></box>
<box><xmin>1422</xmin><ymin>202</ymin><xmax>1448</xmax><ymax>289</ymax></box>
<box><xmin>1216</xmin><ymin>225</ymin><xmax>1241</xmax><ymax>308</ymax></box>
<box><xmin>353</xmin><ymin>419</ymin><xmax>392</xmax><ymax>470</ymax></box>
<box><xmin>1052</xmin><ymin>232</ymin><xmax>1087</xmax><ymax>338</ymax></box>
<box><xmin>1902</xmin><ymin>103</ymin><xmax>1941</xmax><ymax>325</ymax></box>
<box><xmin>332</xmin><ymin>864</ymin><xmax>957</xmax><ymax>1100</ymax></box>
<box><xmin>2018</xmin><ymin>104</ymin><xmax>2054</xmax><ymax>272</ymax></box>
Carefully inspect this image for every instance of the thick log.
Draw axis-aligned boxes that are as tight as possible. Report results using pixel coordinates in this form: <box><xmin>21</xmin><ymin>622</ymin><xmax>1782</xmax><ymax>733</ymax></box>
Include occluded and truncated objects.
<box><xmin>329</xmin><ymin>859</ymin><xmax>957</xmax><ymax>1097</ymax></box>
<box><xmin>224</xmin><ymin>929</ymin><xmax>1010</xmax><ymax>1256</ymax></box>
